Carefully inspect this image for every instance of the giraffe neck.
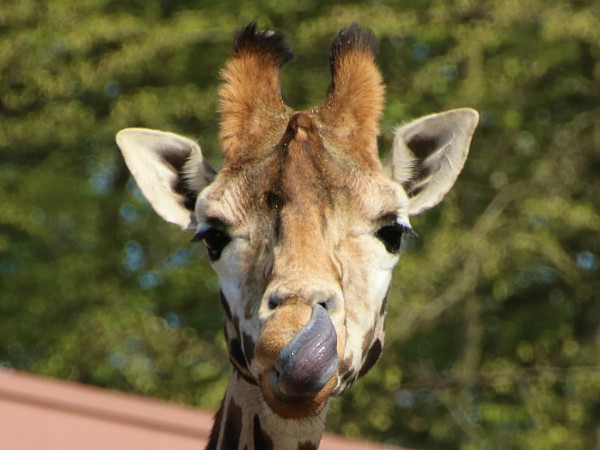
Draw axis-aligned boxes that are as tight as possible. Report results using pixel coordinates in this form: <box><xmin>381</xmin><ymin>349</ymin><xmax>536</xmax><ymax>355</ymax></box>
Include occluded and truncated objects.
<box><xmin>206</xmin><ymin>370</ymin><xmax>328</xmax><ymax>450</ymax></box>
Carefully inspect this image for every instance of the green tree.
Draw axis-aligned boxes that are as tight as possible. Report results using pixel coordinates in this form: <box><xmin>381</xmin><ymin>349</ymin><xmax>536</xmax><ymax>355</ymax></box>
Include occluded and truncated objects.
<box><xmin>1</xmin><ymin>1</ymin><xmax>598</xmax><ymax>449</ymax></box>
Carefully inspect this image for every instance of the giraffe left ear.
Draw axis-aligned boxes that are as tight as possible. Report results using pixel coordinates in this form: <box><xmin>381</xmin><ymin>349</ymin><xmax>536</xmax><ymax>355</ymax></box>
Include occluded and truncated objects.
<box><xmin>383</xmin><ymin>108</ymin><xmax>478</xmax><ymax>216</ymax></box>
<box><xmin>116</xmin><ymin>128</ymin><xmax>216</xmax><ymax>231</ymax></box>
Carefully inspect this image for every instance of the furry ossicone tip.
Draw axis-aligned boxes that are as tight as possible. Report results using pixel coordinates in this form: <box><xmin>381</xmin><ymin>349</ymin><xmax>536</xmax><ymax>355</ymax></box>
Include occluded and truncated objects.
<box><xmin>329</xmin><ymin>23</ymin><xmax>378</xmax><ymax>72</ymax></box>
<box><xmin>233</xmin><ymin>22</ymin><xmax>293</xmax><ymax>67</ymax></box>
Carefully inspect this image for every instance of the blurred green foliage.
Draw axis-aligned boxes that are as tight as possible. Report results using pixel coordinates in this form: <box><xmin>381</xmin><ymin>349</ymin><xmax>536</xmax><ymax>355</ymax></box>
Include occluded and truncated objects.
<box><xmin>1</xmin><ymin>1</ymin><xmax>599</xmax><ymax>449</ymax></box>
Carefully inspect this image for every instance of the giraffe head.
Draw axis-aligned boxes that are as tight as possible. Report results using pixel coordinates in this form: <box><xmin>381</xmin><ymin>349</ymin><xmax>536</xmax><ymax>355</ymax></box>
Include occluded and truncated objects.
<box><xmin>117</xmin><ymin>24</ymin><xmax>477</xmax><ymax>420</ymax></box>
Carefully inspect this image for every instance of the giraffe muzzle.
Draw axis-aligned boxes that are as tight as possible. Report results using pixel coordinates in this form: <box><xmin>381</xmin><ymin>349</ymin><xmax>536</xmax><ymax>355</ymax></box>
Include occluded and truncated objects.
<box><xmin>272</xmin><ymin>303</ymin><xmax>338</xmax><ymax>398</ymax></box>
<box><xmin>255</xmin><ymin>302</ymin><xmax>339</xmax><ymax>417</ymax></box>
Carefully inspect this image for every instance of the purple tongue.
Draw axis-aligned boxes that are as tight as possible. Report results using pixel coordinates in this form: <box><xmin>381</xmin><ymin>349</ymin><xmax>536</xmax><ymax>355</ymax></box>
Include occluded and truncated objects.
<box><xmin>274</xmin><ymin>304</ymin><xmax>338</xmax><ymax>397</ymax></box>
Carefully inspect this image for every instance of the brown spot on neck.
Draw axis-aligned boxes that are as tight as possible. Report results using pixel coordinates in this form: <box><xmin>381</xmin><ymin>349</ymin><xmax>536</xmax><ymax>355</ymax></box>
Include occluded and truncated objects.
<box><xmin>221</xmin><ymin>399</ymin><xmax>242</xmax><ymax>449</ymax></box>
<box><xmin>357</xmin><ymin>338</ymin><xmax>383</xmax><ymax>378</ymax></box>
<box><xmin>253</xmin><ymin>414</ymin><xmax>274</xmax><ymax>450</ymax></box>
<box><xmin>205</xmin><ymin>400</ymin><xmax>224</xmax><ymax>450</ymax></box>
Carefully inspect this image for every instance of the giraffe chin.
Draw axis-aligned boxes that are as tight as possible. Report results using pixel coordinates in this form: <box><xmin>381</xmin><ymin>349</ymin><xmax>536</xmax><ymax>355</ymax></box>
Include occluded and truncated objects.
<box><xmin>260</xmin><ymin>370</ymin><xmax>337</xmax><ymax>419</ymax></box>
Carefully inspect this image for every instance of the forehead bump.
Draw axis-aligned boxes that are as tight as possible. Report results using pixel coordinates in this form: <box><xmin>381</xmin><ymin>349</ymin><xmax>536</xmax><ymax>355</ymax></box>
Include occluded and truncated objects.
<box><xmin>280</xmin><ymin>113</ymin><xmax>319</xmax><ymax>147</ymax></box>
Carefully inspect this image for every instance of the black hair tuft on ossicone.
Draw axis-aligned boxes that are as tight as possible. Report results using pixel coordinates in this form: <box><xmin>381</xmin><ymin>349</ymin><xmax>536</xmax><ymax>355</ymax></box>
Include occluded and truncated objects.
<box><xmin>329</xmin><ymin>23</ymin><xmax>378</xmax><ymax>75</ymax></box>
<box><xmin>233</xmin><ymin>22</ymin><xmax>293</xmax><ymax>67</ymax></box>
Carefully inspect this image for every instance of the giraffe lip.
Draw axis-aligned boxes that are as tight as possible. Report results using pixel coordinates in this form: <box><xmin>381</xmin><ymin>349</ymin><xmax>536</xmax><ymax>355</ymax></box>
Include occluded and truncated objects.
<box><xmin>272</xmin><ymin>304</ymin><xmax>338</xmax><ymax>398</ymax></box>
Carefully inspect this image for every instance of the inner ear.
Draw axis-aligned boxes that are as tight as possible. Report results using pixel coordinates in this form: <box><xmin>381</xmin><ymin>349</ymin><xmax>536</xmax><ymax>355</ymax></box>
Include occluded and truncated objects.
<box><xmin>403</xmin><ymin>133</ymin><xmax>442</xmax><ymax>197</ymax></box>
<box><xmin>175</xmin><ymin>174</ymin><xmax>199</xmax><ymax>212</ymax></box>
<box><xmin>181</xmin><ymin>150</ymin><xmax>217</xmax><ymax>210</ymax></box>
<box><xmin>150</xmin><ymin>146</ymin><xmax>198</xmax><ymax>210</ymax></box>
<box><xmin>405</xmin><ymin>134</ymin><xmax>438</xmax><ymax>160</ymax></box>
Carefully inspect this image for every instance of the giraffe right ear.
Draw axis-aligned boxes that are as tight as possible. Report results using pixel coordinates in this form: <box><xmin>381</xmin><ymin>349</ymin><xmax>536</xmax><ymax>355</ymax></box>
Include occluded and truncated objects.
<box><xmin>116</xmin><ymin>128</ymin><xmax>216</xmax><ymax>231</ymax></box>
<box><xmin>383</xmin><ymin>108</ymin><xmax>478</xmax><ymax>216</ymax></box>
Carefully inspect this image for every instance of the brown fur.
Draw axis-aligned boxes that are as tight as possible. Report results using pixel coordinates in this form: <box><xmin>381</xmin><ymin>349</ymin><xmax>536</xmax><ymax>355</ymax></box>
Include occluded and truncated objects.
<box><xmin>316</xmin><ymin>49</ymin><xmax>384</xmax><ymax>171</ymax></box>
<box><xmin>219</xmin><ymin>24</ymin><xmax>384</xmax><ymax>174</ymax></box>
<box><xmin>218</xmin><ymin>26</ymin><xmax>291</xmax><ymax>164</ymax></box>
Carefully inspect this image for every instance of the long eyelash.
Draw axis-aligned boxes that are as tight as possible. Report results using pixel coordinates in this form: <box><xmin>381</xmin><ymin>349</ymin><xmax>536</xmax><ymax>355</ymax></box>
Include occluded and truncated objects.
<box><xmin>191</xmin><ymin>220</ymin><xmax>223</xmax><ymax>243</ymax></box>
<box><xmin>191</xmin><ymin>229</ymin><xmax>207</xmax><ymax>243</ymax></box>
<box><xmin>402</xmin><ymin>224</ymin><xmax>418</xmax><ymax>239</ymax></box>
<box><xmin>392</xmin><ymin>218</ymin><xmax>416</xmax><ymax>238</ymax></box>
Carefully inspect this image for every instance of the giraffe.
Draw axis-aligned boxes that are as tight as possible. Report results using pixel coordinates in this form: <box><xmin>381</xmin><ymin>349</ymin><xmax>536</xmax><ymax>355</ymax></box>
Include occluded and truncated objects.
<box><xmin>116</xmin><ymin>23</ymin><xmax>478</xmax><ymax>450</ymax></box>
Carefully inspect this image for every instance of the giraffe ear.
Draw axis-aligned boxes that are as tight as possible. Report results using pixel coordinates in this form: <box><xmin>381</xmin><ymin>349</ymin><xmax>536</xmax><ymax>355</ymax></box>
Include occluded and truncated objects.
<box><xmin>383</xmin><ymin>108</ymin><xmax>478</xmax><ymax>216</ymax></box>
<box><xmin>116</xmin><ymin>128</ymin><xmax>216</xmax><ymax>231</ymax></box>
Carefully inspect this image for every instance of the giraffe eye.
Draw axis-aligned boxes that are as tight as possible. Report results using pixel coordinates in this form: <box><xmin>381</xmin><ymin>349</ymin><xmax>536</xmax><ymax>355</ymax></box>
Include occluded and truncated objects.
<box><xmin>192</xmin><ymin>227</ymin><xmax>231</xmax><ymax>261</ymax></box>
<box><xmin>375</xmin><ymin>222</ymin><xmax>410</xmax><ymax>254</ymax></box>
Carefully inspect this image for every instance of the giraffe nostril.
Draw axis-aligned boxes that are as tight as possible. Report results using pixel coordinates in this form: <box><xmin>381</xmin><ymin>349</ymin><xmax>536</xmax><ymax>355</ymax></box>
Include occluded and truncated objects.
<box><xmin>318</xmin><ymin>297</ymin><xmax>335</xmax><ymax>312</ymax></box>
<box><xmin>268</xmin><ymin>298</ymin><xmax>279</xmax><ymax>310</ymax></box>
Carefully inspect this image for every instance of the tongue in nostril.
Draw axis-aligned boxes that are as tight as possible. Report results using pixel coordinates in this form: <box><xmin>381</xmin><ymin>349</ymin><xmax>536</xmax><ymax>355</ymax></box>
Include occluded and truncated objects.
<box><xmin>274</xmin><ymin>303</ymin><xmax>338</xmax><ymax>397</ymax></box>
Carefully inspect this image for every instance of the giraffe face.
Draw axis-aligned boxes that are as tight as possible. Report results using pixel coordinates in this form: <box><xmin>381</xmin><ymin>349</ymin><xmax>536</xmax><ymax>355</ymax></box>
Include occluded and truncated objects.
<box><xmin>193</xmin><ymin>112</ymin><xmax>410</xmax><ymax>417</ymax></box>
<box><xmin>116</xmin><ymin>23</ymin><xmax>478</xmax><ymax>422</ymax></box>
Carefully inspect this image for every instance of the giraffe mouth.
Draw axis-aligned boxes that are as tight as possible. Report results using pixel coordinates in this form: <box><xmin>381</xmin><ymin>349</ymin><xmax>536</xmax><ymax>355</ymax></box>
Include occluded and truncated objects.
<box><xmin>271</xmin><ymin>304</ymin><xmax>338</xmax><ymax>396</ymax></box>
<box><xmin>255</xmin><ymin>303</ymin><xmax>339</xmax><ymax>418</ymax></box>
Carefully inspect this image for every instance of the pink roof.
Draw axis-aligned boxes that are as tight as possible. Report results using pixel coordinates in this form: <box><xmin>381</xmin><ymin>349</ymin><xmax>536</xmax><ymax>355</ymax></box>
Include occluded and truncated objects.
<box><xmin>0</xmin><ymin>369</ymin><xmax>405</xmax><ymax>450</ymax></box>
